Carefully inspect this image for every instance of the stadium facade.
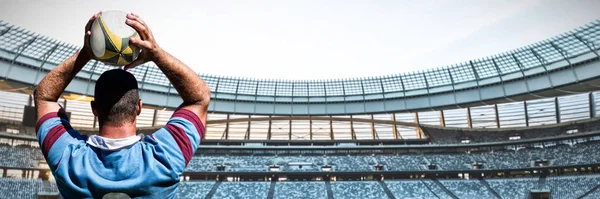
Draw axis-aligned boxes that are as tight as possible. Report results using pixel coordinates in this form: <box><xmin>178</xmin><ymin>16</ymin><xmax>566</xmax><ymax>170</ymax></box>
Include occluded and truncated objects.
<box><xmin>0</xmin><ymin>19</ymin><xmax>599</xmax><ymax>198</ymax></box>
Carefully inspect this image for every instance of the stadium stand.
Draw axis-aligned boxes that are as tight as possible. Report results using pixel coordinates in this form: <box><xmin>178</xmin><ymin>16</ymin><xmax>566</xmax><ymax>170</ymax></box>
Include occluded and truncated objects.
<box><xmin>184</xmin><ymin>141</ymin><xmax>600</xmax><ymax>172</ymax></box>
<box><xmin>439</xmin><ymin>179</ymin><xmax>497</xmax><ymax>199</ymax></box>
<box><xmin>545</xmin><ymin>175</ymin><xmax>600</xmax><ymax>199</ymax></box>
<box><xmin>582</xmin><ymin>187</ymin><xmax>600</xmax><ymax>199</ymax></box>
<box><xmin>385</xmin><ymin>180</ymin><xmax>442</xmax><ymax>199</ymax></box>
<box><xmin>1</xmin><ymin>139</ymin><xmax>600</xmax><ymax>172</ymax></box>
<box><xmin>176</xmin><ymin>181</ymin><xmax>215</xmax><ymax>199</ymax></box>
<box><xmin>0</xmin><ymin>143</ymin><xmax>43</xmax><ymax>168</ymax></box>
<box><xmin>211</xmin><ymin>182</ymin><xmax>270</xmax><ymax>199</ymax></box>
<box><xmin>274</xmin><ymin>181</ymin><xmax>328</xmax><ymax>199</ymax></box>
<box><xmin>419</xmin><ymin>180</ymin><xmax>454</xmax><ymax>199</ymax></box>
<box><xmin>330</xmin><ymin>181</ymin><xmax>388</xmax><ymax>199</ymax></box>
<box><xmin>486</xmin><ymin>178</ymin><xmax>539</xmax><ymax>199</ymax></box>
<box><xmin>0</xmin><ymin>178</ymin><xmax>57</xmax><ymax>199</ymax></box>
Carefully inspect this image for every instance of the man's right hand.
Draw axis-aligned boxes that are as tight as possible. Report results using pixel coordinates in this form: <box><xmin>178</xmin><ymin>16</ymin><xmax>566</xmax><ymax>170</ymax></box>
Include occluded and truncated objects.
<box><xmin>124</xmin><ymin>13</ymin><xmax>165</xmax><ymax>70</ymax></box>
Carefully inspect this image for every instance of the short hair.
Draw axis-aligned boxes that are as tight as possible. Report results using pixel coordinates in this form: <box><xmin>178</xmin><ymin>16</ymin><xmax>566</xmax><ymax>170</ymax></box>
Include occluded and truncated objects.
<box><xmin>93</xmin><ymin>69</ymin><xmax>140</xmax><ymax>126</ymax></box>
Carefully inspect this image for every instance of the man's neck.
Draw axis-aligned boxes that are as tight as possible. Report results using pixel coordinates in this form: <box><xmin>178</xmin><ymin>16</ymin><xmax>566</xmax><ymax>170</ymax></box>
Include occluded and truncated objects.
<box><xmin>99</xmin><ymin>122</ymin><xmax>137</xmax><ymax>139</ymax></box>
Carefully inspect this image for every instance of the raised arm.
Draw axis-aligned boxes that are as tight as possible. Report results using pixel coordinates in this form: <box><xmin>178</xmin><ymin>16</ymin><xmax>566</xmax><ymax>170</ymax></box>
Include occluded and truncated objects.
<box><xmin>35</xmin><ymin>12</ymin><xmax>100</xmax><ymax>120</ymax></box>
<box><xmin>124</xmin><ymin>13</ymin><xmax>210</xmax><ymax>125</ymax></box>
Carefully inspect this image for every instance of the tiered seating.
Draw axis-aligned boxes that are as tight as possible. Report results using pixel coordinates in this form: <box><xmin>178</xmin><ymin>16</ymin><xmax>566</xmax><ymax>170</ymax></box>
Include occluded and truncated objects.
<box><xmin>0</xmin><ymin>144</ymin><xmax>44</xmax><ymax>168</ymax></box>
<box><xmin>176</xmin><ymin>181</ymin><xmax>215</xmax><ymax>199</ymax></box>
<box><xmin>545</xmin><ymin>175</ymin><xmax>600</xmax><ymax>199</ymax></box>
<box><xmin>212</xmin><ymin>182</ymin><xmax>270</xmax><ymax>199</ymax></box>
<box><xmin>274</xmin><ymin>182</ymin><xmax>327</xmax><ymax>199</ymax></box>
<box><xmin>582</xmin><ymin>187</ymin><xmax>600</xmax><ymax>199</ymax></box>
<box><xmin>439</xmin><ymin>179</ymin><xmax>496</xmax><ymax>199</ymax></box>
<box><xmin>385</xmin><ymin>180</ymin><xmax>439</xmax><ymax>199</ymax></box>
<box><xmin>328</xmin><ymin>156</ymin><xmax>376</xmax><ymax>172</ymax></box>
<box><xmin>477</xmin><ymin>150</ymin><xmax>532</xmax><ymax>169</ymax></box>
<box><xmin>419</xmin><ymin>180</ymin><xmax>454</xmax><ymax>199</ymax></box>
<box><xmin>186</xmin><ymin>141</ymin><xmax>600</xmax><ymax>172</ymax></box>
<box><xmin>426</xmin><ymin>153</ymin><xmax>471</xmax><ymax>170</ymax></box>
<box><xmin>377</xmin><ymin>155</ymin><xmax>425</xmax><ymax>171</ymax></box>
<box><xmin>0</xmin><ymin>178</ymin><xmax>45</xmax><ymax>199</ymax></box>
<box><xmin>330</xmin><ymin>181</ymin><xmax>388</xmax><ymax>199</ymax></box>
<box><xmin>486</xmin><ymin>178</ymin><xmax>538</xmax><ymax>199</ymax></box>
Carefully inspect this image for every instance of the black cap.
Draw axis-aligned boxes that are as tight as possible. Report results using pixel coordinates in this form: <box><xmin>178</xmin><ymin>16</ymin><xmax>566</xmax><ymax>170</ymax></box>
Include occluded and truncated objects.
<box><xmin>94</xmin><ymin>69</ymin><xmax>139</xmax><ymax>108</ymax></box>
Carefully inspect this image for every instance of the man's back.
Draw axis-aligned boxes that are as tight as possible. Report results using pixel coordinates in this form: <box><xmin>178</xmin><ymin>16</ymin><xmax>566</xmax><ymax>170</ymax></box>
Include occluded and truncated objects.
<box><xmin>37</xmin><ymin>109</ymin><xmax>204</xmax><ymax>198</ymax></box>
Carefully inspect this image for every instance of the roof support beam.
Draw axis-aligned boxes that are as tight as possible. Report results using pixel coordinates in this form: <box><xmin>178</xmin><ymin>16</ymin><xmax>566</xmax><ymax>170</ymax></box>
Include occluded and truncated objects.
<box><xmin>378</xmin><ymin>78</ymin><xmax>387</xmax><ymax>111</ymax></box>
<box><xmin>329</xmin><ymin>116</ymin><xmax>334</xmax><ymax>140</ymax></box>
<box><xmin>467</xmin><ymin>107</ymin><xmax>473</xmax><ymax>129</ymax></box>
<box><xmin>4</xmin><ymin>36</ymin><xmax>37</xmax><ymax>80</ymax></box>
<box><xmin>165</xmin><ymin>83</ymin><xmax>172</xmax><ymax>108</ymax></box>
<box><xmin>494</xmin><ymin>104</ymin><xmax>500</xmax><ymax>128</ymax></box>
<box><xmin>572</xmin><ymin>34</ymin><xmax>599</xmax><ymax>57</ymax></box>
<box><xmin>83</xmin><ymin>61</ymin><xmax>99</xmax><ymax>95</ymax></box>
<box><xmin>224</xmin><ymin>114</ymin><xmax>230</xmax><ymax>140</ymax></box>
<box><xmin>398</xmin><ymin>76</ymin><xmax>408</xmax><ymax>112</ymax></box>
<box><xmin>524</xmin><ymin>101</ymin><xmax>530</xmax><ymax>127</ymax></box>
<box><xmin>555</xmin><ymin>97</ymin><xmax>561</xmax><ymax>124</ymax></box>
<box><xmin>0</xmin><ymin>26</ymin><xmax>12</xmax><ymax>36</ymax></box>
<box><xmin>422</xmin><ymin>73</ymin><xmax>432</xmax><ymax>110</ymax></box>
<box><xmin>414</xmin><ymin>112</ymin><xmax>421</xmax><ymax>139</ymax></box>
<box><xmin>267</xmin><ymin>115</ymin><xmax>272</xmax><ymax>140</ymax></box>
<box><xmin>590</xmin><ymin>92</ymin><xmax>596</xmax><ymax>119</ymax></box>
<box><xmin>549</xmin><ymin>41</ymin><xmax>579</xmax><ymax>82</ymax></box>
<box><xmin>245</xmin><ymin>115</ymin><xmax>251</xmax><ymax>140</ymax></box>
<box><xmin>309</xmin><ymin>116</ymin><xmax>313</xmax><ymax>140</ymax></box>
<box><xmin>370</xmin><ymin>115</ymin><xmax>376</xmax><ymax>140</ymax></box>
<box><xmin>530</xmin><ymin>48</ymin><xmax>554</xmax><ymax>88</ymax></box>
<box><xmin>439</xmin><ymin>110</ymin><xmax>446</xmax><ymax>127</ymax></box>
<box><xmin>139</xmin><ymin>66</ymin><xmax>150</xmax><ymax>99</ymax></box>
<box><xmin>152</xmin><ymin>109</ymin><xmax>158</xmax><ymax>127</ymax></box>
<box><xmin>349</xmin><ymin>115</ymin><xmax>356</xmax><ymax>140</ymax></box>
<box><xmin>391</xmin><ymin>113</ymin><xmax>399</xmax><ymax>140</ymax></box>
<box><xmin>33</xmin><ymin>42</ymin><xmax>59</xmax><ymax>86</ymax></box>
<box><xmin>446</xmin><ymin>68</ymin><xmax>458</xmax><ymax>108</ymax></box>
<box><xmin>468</xmin><ymin>61</ymin><xmax>484</xmax><ymax>104</ymax></box>
<box><xmin>288</xmin><ymin>116</ymin><xmax>292</xmax><ymax>140</ymax></box>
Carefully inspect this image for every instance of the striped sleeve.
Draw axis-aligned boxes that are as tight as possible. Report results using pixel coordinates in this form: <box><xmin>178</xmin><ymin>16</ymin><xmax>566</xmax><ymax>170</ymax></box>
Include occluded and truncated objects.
<box><xmin>36</xmin><ymin>112</ymin><xmax>85</xmax><ymax>169</ymax></box>
<box><xmin>150</xmin><ymin>109</ymin><xmax>204</xmax><ymax>173</ymax></box>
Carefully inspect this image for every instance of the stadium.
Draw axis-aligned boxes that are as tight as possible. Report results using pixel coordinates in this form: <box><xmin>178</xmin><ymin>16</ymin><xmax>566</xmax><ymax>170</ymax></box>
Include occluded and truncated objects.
<box><xmin>1</xmin><ymin>3</ymin><xmax>600</xmax><ymax>199</ymax></box>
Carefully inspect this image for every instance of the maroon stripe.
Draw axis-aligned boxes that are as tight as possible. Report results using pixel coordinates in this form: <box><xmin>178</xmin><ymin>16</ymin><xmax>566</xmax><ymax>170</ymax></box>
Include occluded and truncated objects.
<box><xmin>172</xmin><ymin>109</ymin><xmax>205</xmax><ymax>139</ymax></box>
<box><xmin>36</xmin><ymin>112</ymin><xmax>69</xmax><ymax>133</ymax></box>
<box><xmin>42</xmin><ymin>124</ymin><xmax>67</xmax><ymax>159</ymax></box>
<box><xmin>165</xmin><ymin>124</ymin><xmax>192</xmax><ymax>165</ymax></box>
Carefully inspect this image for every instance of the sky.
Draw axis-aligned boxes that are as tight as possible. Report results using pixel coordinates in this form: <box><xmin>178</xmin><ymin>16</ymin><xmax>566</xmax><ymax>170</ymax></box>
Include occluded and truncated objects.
<box><xmin>1</xmin><ymin>0</ymin><xmax>600</xmax><ymax>80</ymax></box>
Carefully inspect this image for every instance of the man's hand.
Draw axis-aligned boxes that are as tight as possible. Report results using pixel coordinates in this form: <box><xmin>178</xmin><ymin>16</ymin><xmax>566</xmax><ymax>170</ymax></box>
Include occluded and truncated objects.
<box><xmin>82</xmin><ymin>11</ymin><xmax>102</xmax><ymax>61</ymax></box>
<box><xmin>124</xmin><ymin>13</ymin><xmax>165</xmax><ymax>70</ymax></box>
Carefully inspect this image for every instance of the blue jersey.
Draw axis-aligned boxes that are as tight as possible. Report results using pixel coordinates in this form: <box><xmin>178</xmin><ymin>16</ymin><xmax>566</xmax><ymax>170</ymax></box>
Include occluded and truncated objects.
<box><xmin>36</xmin><ymin>109</ymin><xmax>204</xmax><ymax>199</ymax></box>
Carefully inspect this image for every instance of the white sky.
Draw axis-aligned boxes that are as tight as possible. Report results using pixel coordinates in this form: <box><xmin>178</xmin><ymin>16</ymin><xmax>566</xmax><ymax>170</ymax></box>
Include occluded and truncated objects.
<box><xmin>1</xmin><ymin>0</ymin><xmax>599</xmax><ymax>80</ymax></box>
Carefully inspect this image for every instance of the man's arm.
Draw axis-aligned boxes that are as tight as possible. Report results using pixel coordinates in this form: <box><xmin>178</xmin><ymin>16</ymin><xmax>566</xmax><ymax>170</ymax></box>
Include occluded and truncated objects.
<box><xmin>35</xmin><ymin>12</ymin><xmax>99</xmax><ymax>121</ymax></box>
<box><xmin>34</xmin><ymin>13</ymin><xmax>100</xmax><ymax>168</ymax></box>
<box><xmin>124</xmin><ymin>13</ymin><xmax>209</xmax><ymax>170</ymax></box>
<box><xmin>34</xmin><ymin>50</ymin><xmax>89</xmax><ymax>118</ymax></box>
<box><xmin>124</xmin><ymin>13</ymin><xmax>210</xmax><ymax>124</ymax></box>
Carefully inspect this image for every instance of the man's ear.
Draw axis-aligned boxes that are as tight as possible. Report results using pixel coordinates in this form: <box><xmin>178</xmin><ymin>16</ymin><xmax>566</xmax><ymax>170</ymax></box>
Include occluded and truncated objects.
<box><xmin>137</xmin><ymin>100</ymin><xmax>143</xmax><ymax>116</ymax></box>
<box><xmin>90</xmin><ymin>101</ymin><xmax>98</xmax><ymax>116</ymax></box>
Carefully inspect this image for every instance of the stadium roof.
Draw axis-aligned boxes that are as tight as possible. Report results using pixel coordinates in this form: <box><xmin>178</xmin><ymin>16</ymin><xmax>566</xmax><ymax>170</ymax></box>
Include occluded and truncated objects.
<box><xmin>1</xmin><ymin>20</ymin><xmax>600</xmax><ymax>115</ymax></box>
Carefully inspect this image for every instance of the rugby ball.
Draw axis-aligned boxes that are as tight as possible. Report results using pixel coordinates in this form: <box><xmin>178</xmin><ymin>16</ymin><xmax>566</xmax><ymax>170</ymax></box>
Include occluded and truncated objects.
<box><xmin>90</xmin><ymin>11</ymin><xmax>141</xmax><ymax>66</ymax></box>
